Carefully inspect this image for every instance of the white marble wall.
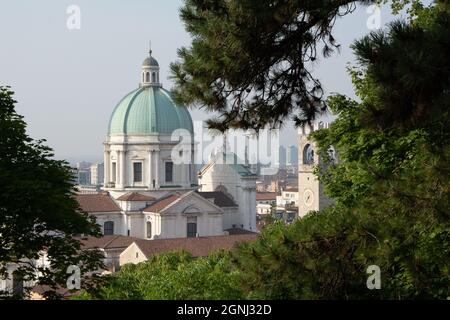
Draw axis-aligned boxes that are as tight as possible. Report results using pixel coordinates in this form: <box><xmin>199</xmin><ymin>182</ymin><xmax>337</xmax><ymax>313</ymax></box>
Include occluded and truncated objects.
<box><xmin>104</xmin><ymin>134</ymin><xmax>195</xmax><ymax>190</ymax></box>
<box><xmin>198</xmin><ymin>164</ymin><xmax>257</xmax><ymax>231</ymax></box>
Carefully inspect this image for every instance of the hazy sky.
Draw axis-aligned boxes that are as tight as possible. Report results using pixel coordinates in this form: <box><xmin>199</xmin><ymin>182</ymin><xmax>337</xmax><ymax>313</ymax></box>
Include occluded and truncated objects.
<box><xmin>0</xmin><ymin>1</ymin><xmax>406</xmax><ymax>163</ymax></box>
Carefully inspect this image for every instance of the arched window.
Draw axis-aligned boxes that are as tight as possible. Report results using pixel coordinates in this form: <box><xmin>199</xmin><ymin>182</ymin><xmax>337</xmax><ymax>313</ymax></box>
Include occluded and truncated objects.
<box><xmin>152</xmin><ymin>72</ymin><xmax>156</xmax><ymax>83</ymax></box>
<box><xmin>146</xmin><ymin>221</ymin><xmax>152</xmax><ymax>239</ymax></box>
<box><xmin>146</xmin><ymin>72</ymin><xmax>150</xmax><ymax>82</ymax></box>
<box><xmin>103</xmin><ymin>221</ymin><xmax>114</xmax><ymax>235</ymax></box>
<box><xmin>327</xmin><ymin>146</ymin><xmax>337</xmax><ymax>164</ymax></box>
<box><xmin>303</xmin><ymin>144</ymin><xmax>314</xmax><ymax>165</ymax></box>
<box><xmin>142</xmin><ymin>73</ymin><xmax>145</xmax><ymax>82</ymax></box>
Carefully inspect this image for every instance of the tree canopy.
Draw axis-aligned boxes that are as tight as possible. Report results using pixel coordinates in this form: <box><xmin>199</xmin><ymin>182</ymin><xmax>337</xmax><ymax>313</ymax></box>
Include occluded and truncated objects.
<box><xmin>80</xmin><ymin>251</ymin><xmax>245</xmax><ymax>300</ymax></box>
<box><xmin>232</xmin><ymin>3</ymin><xmax>450</xmax><ymax>299</ymax></box>
<box><xmin>170</xmin><ymin>0</ymin><xmax>427</xmax><ymax>131</ymax></box>
<box><xmin>0</xmin><ymin>87</ymin><xmax>104</xmax><ymax>299</ymax></box>
<box><xmin>350</xmin><ymin>3</ymin><xmax>450</xmax><ymax>129</ymax></box>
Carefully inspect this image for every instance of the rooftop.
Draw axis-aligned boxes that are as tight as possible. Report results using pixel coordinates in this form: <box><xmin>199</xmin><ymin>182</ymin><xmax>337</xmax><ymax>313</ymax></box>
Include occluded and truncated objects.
<box><xmin>77</xmin><ymin>235</ymin><xmax>139</xmax><ymax>250</ymax></box>
<box><xmin>134</xmin><ymin>233</ymin><xmax>258</xmax><ymax>258</ymax></box>
<box><xmin>76</xmin><ymin>193</ymin><xmax>121</xmax><ymax>213</ymax></box>
<box><xmin>256</xmin><ymin>192</ymin><xmax>278</xmax><ymax>201</ymax></box>
<box><xmin>196</xmin><ymin>191</ymin><xmax>237</xmax><ymax>207</ymax></box>
<box><xmin>116</xmin><ymin>192</ymin><xmax>156</xmax><ymax>202</ymax></box>
<box><xmin>143</xmin><ymin>194</ymin><xmax>181</xmax><ymax>213</ymax></box>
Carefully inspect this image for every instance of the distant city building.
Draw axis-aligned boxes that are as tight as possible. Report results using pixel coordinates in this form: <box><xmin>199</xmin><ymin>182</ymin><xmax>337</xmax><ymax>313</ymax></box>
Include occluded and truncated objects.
<box><xmin>77</xmin><ymin>170</ymin><xmax>91</xmax><ymax>186</ymax></box>
<box><xmin>256</xmin><ymin>192</ymin><xmax>278</xmax><ymax>215</ymax></box>
<box><xmin>72</xmin><ymin>161</ymin><xmax>93</xmax><ymax>186</ymax></box>
<box><xmin>279</xmin><ymin>145</ymin><xmax>286</xmax><ymax>169</ymax></box>
<box><xmin>76</xmin><ymin>161</ymin><xmax>92</xmax><ymax>171</ymax></box>
<box><xmin>90</xmin><ymin>163</ymin><xmax>104</xmax><ymax>186</ymax></box>
<box><xmin>286</xmin><ymin>145</ymin><xmax>298</xmax><ymax>167</ymax></box>
<box><xmin>276</xmin><ymin>187</ymin><xmax>299</xmax><ymax>208</ymax></box>
<box><xmin>76</xmin><ymin>185</ymin><xmax>101</xmax><ymax>195</ymax></box>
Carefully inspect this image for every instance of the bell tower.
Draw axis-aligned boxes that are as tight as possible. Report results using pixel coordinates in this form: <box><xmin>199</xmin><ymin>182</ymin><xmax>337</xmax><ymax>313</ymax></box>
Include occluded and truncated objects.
<box><xmin>298</xmin><ymin>122</ymin><xmax>334</xmax><ymax>217</ymax></box>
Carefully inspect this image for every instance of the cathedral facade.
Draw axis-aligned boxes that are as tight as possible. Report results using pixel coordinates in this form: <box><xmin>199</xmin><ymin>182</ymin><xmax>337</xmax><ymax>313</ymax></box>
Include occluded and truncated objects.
<box><xmin>77</xmin><ymin>50</ymin><xmax>257</xmax><ymax>240</ymax></box>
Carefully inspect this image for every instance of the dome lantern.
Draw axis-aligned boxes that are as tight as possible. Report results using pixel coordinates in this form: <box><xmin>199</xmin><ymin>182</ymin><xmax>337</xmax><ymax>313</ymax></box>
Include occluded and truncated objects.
<box><xmin>141</xmin><ymin>48</ymin><xmax>161</xmax><ymax>88</ymax></box>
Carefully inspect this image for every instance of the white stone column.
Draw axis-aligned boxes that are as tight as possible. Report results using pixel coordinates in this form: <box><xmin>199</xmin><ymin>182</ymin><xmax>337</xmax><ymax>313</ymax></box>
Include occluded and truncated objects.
<box><xmin>155</xmin><ymin>150</ymin><xmax>160</xmax><ymax>189</ymax></box>
<box><xmin>114</xmin><ymin>150</ymin><xmax>122</xmax><ymax>188</ymax></box>
<box><xmin>179</xmin><ymin>157</ymin><xmax>185</xmax><ymax>187</ymax></box>
<box><xmin>182</xmin><ymin>163</ymin><xmax>187</xmax><ymax>187</ymax></box>
<box><xmin>186</xmin><ymin>162</ymin><xmax>191</xmax><ymax>187</ymax></box>
<box><xmin>241</xmin><ymin>186</ymin><xmax>248</xmax><ymax>229</ymax></box>
<box><xmin>191</xmin><ymin>149</ymin><xmax>197</xmax><ymax>185</ymax></box>
<box><xmin>148</xmin><ymin>150</ymin><xmax>153</xmax><ymax>189</ymax></box>
<box><xmin>104</xmin><ymin>147</ymin><xmax>110</xmax><ymax>186</ymax></box>
<box><xmin>249</xmin><ymin>187</ymin><xmax>257</xmax><ymax>231</ymax></box>
<box><xmin>241</xmin><ymin>185</ymin><xmax>256</xmax><ymax>231</ymax></box>
<box><xmin>120</xmin><ymin>149</ymin><xmax>126</xmax><ymax>188</ymax></box>
<box><xmin>183</xmin><ymin>146</ymin><xmax>190</xmax><ymax>187</ymax></box>
<box><xmin>122</xmin><ymin>213</ymin><xmax>128</xmax><ymax>236</ymax></box>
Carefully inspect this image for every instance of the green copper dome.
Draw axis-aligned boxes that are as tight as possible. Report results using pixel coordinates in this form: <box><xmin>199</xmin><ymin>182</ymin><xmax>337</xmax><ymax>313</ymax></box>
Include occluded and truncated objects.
<box><xmin>108</xmin><ymin>86</ymin><xmax>193</xmax><ymax>135</ymax></box>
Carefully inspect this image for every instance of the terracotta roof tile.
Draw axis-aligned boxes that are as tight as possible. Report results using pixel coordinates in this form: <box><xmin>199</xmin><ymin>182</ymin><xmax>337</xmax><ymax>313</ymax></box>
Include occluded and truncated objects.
<box><xmin>32</xmin><ymin>285</ymin><xmax>78</xmax><ymax>299</ymax></box>
<box><xmin>143</xmin><ymin>194</ymin><xmax>180</xmax><ymax>213</ymax></box>
<box><xmin>225</xmin><ymin>228</ymin><xmax>258</xmax><ymax>235</ymax></box>
<box><xmin>256</xmin><ymin>192</ymin><xmax>278</xmax><ymax>201</ymax></box>
<box><xmin>134</xmin><ymin>234</ymin><xmax>258</xmax><ymax>258</ymax></box>
<box><xmin>77</xmin><ymin>235</ymin><xmax>139</xmax><ymax>250</ymax></box>
<box><xmin>117</xmin><ymin>192</ymin><xmax>156</xmax><ymax>201</ymax></box>
<box><xmin>76</xmin><ymin>194</ymin><xmax>121</xmax><ymax>213</ymax></box>
<box><xmin>196</xmin><ymin>191</ymin><xmax>237</xmax><ymax>207</ymax></box>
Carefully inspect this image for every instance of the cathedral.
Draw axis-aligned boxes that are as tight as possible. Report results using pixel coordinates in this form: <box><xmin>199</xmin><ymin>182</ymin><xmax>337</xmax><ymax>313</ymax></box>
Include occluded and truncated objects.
<box><xmin>76</xmin><ymin>50</ymin><xmax>257</xmax><ymax>240</ymax></box>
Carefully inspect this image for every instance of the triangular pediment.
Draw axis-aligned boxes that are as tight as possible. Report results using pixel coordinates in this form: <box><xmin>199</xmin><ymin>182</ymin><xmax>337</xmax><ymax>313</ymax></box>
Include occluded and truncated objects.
<box><xmin>159</xmin><ymin>191</ymin><xmax>224</xmax><ymax>215</ymax></box>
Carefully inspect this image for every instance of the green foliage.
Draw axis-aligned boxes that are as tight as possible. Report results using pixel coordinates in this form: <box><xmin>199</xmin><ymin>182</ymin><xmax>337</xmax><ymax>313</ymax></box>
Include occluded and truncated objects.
<box><xmin>0</xmin><ymin>87</ymin><xmax>104</xmax><ymax>299</ymax></box>
<box><xmin>81</xmin><ymin>251</ymin><xmax>245</xmax><ymax>300</ymax></box>
<box><xmin>350</xmin><ymin>5</ymin><xmax>450</xmax><ymax>129</ymax></box>
<box><xmin>170</xmin><ymin>0</ymin><xmax>433</xmax><ymax>131</ymax></box>
<box><xmin>232</xmin><ymin>6</ymin><xmax>450</xmax><ymax>299</ymax></box>
<box><xmin>170</xmin><ymin>0</ymin><xmax>367</xmax><ymax>131</ymax></box>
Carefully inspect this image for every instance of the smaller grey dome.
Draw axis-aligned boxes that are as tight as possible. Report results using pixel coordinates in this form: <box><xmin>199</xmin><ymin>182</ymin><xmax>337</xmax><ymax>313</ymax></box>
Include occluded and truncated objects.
<box><xmin>143</xmin><ymin>56</ymin><xmax>159</xmax><ymax>67</ymax></box>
